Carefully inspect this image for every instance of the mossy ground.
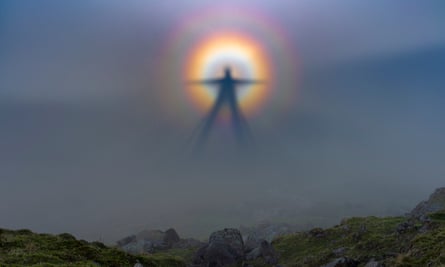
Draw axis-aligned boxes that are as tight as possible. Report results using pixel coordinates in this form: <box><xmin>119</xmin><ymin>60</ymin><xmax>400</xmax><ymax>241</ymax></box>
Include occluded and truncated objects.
<box><xmin>271</xmin><ymin>212</ymin><xmax>445</xmax><ymax>267</ymax></box>
<box><xmin>148</xmin><ymin>248</ymin><xmax>197</xmax><ymax>264</ymax></box>
<box><xmin>2</xmin><ymin>212</ymin><xmax>445</xmax><ymax>267</ymax></box>
<box><xmin>0</xmin><ymin>229</ymin><xmax>185</xmax><ymax>267</ymax></box>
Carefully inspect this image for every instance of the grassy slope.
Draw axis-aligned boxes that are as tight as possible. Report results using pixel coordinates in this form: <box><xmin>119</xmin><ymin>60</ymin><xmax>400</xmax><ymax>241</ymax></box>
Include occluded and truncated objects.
<box><xmin>0</xmin><ymin>229</ymin><xmax>185</xmax><ymax>267</ymax></box>
<box><xmin>271</xmin><ymin>212</ymin><xmax>445</xmax><ymax>267</ymax></box>
<box><xmin>2</xmin><ymin>212</ymin><xmax>445</xmax><ymax>267</ymax></box>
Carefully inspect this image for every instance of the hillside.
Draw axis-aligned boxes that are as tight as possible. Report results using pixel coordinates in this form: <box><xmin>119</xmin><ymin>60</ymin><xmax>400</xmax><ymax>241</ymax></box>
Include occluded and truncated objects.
<box><xmin>2</xmin><ymin>212</ymin><xmax>445</xmax><ymax>267</ymax></box>
<box><xmin>0</xmin><ymin>229</ymin><xmax>185</xmax><ymax>267</ymax></box>
<box><xmin>1</xmin><ymin>188</ymin><xmax>445</xmax><ymax>266</ymax></box>
<box><xmin>271</xmin><ymin>212</ymin><xmax>445</xmax><ymax>266</ymax></box>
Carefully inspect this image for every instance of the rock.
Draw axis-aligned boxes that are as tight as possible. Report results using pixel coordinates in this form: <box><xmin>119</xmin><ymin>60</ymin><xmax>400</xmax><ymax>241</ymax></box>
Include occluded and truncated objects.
<box><xmin>321</xmin><ymin>257</ymin><xmax>359</xmax><ymax>267</ymax></box>
<box><xmin>359</xmin><ymin>224</ymin><xmax>367</xmax><ymax>234</ymax></box>
<box><xmin>244</xmin><ymin>235</ymin><xmax>260</xmax><ymax>252</ymax></box>
<box><xmin>136</xmin><ymin>230</ymin><xmax>165</xmax><ymax>242</ymax></box>
<box><xmin>192</xmin><ymin>228</ymin><xmax>245</xmax><ymax>267</ymax></box>
<box><xmin>332</xmin><ymin>247</ymin><xmax>347</xmax><ymax>257</ymax></box>
<box><xmin>247</xmin><ymin>240</ymin><xmax>278</xmax><ymax>265</ymax></box>
<box><xmin>351</xmin><ymin>224</ymin><xmax>368</xmax><ymax>241</ymax></box>
<box><xmin>193</xmin><ymin>243</ymin><xmax>240</xmax><ymax>267</ymax></box>
<box><xmin>163</xmin><ymin>228</ymin><xmax>180</xmax><ymax>247</ymax></box>
<box><xmin>134</xmin><ymin>261</ymin><xmax>144</xmax><ymax>267</ymax></box>
<box><xmin>410</xmin><ymin>187</ymin><xmax>445</xmax><ymax>218</ymax></box>
<box><xmin>396</xmin><ymin>221</ymin><xmax>415</xmax><ymax>234</ymax></box>
<box><xmin>240</xmin><ymin>222</ymin><xmax>297</xmax><ymax>245</ymax></box>
<box><xmin>242</xmin><ymin>222</ymin><xmax>293</xmax><ymax>253</ymax></box>
<box><xmin>121</xmin><ymin>239</ymin><xmax>156</xmax><ymax>254</ymax></box>
<box><xmin>309</xmin><ymin>227</ymin><xmax>325</xmax><ymax>238</ymax></box>
<box><xmin>261</xmin><ymin>241</ymin><xmax>278</xmax><ymax>265</ymax></box>
<box><xmin>209</xmin><ymin>228</ymin><xmax>245</xmax><ymax>257</ymax></box>
<box><xmin>364</xmin><ymin>259</ymin><xmax>383</xmax><ymax>267</ymax></box>
<box><xmin>418</xmin><ymin>220</ymin><xmax>433</xmax><ymax>233</ymax></box>
<box><xmin>172</xmin><ymin>238</ymin><xmax>205</xmax><ymax>249</ymax></box>
<box><xmin>116</xmin><ymin>235</ymin><xmax>136</xmax><ymax>247</ymax></box>
<box><xmin>246</xmin><ymin>247</ymin><xmax>261</xmax><ymax>261</ymax></box>
<box><xmin>117</xmin><ymin>228</ymin><xmax>182</xmax><ymax>253</ymax></box>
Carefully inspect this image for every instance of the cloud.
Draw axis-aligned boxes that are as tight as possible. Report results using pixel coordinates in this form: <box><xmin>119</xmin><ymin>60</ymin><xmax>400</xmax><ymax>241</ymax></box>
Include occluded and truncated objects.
<box><xmin>1</xmin><ymin>1</ymin><xmax>445</xmax><ymax>243</ymax></box>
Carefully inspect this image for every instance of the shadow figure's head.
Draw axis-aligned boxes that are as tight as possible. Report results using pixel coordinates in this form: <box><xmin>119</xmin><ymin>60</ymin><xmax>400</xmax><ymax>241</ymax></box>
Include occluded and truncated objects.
<box><xmin>224</xmin><ymin>67</ymin><xmax>232</xmax><ymax>78</ymax></box>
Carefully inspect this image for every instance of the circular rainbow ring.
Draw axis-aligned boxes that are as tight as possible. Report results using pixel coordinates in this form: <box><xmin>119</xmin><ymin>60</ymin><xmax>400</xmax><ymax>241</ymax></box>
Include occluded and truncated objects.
<box><xmin>157</xmin><ymin>6</ymin><xmax>299</xmax><ymax>122</ymax></box>
<box><xmin>186</xmin><ymin>32</ymin><xmax>272</xmax><ymax>115</ymax></box>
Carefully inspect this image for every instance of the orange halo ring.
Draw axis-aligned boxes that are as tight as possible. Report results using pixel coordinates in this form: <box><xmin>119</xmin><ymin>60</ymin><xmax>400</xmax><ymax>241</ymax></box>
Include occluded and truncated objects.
<box><xmin>184</xmin><ymin>32</ymin><xmax>274</xmax><ymax>117</ymax></box>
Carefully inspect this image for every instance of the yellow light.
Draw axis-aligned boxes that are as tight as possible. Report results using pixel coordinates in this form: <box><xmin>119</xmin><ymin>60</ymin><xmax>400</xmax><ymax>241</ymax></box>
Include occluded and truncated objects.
<box><xmin>185</xmin><ymin>32</ymin><xmax>273</xmax><ymax>117</ymax></box>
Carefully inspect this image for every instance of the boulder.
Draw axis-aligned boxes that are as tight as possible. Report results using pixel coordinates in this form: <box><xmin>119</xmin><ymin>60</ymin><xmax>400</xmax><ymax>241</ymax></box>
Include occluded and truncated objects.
<box><xmin>121</xmin><ymin>239</ymin><xmax>152</xmax><ymax>254</ymax></box>
<box><xmin>209</xmin><ymin>228</ymin><xmax>245</xmax><ymax>257</ymax></box>
<box><xmin>116</xmin><ymin>235</ymin><xmax>137</xmax><ymax>247</ymax></box>
<box><xmin>410</xmin><ymin>187</ymin><xmax>445</xmax><ymax>218</ymax></box>
<box><xmin>396</xmin><ymin>220</ymin><xmax>415</xmax><ymax>234</ymax></box>
<box><xmin>321</xmin><ymin>257</ymin><xmax>359</xmax><ymax>267</ymax></box>
<box><xmin>163</xmin><ymin>228</ymin><xmax>180</xmax><ymax>247</ymax></box>
<box><xmin>309</xmin><ymin>227</ymin><xmax>325</xmax><ymax>238</ymax></box>
<box><xmin>332</xmin><ymin>247</ymin><xmax>347</xmax><ymax>257</ymax></box>
<box><xmin>193</xmin><ymin>228</ymin><xmax>245</xmax><ymax>267</ymax></box>
<box><xmin>194</xmin><ymin>242</ymin><xmax>240</xmax><ymax>267</ymax></box>
<box><xmin>244</xmin><ymin>233</ymin><xmax>262</xmax><ymax>252</ymax></box>
<box><xmin>245</xmin><ymin>240</ymin><xmax>278</xmax><ymax>264</ymax></box>
<box><xmin>172</xmin><ymin>238</ymin><xmax>205</xmax><ymax>249</ymax></box>
<box><xmin>364</xmin><ymin>259</ymin><xmax>383</xmax><ymax>267</ymax></box>
<box><xmin>240</xmin><ymin>222</ymin><xmax>297</xmax><ymax>245</ymax></box>
<box><xmin>243</xmin><ymin>224</ymin><xmax>289</xmax><ymax>253</ymax></box>
<box><xmin>136</xmin><ymin>230</ymin><xmax>165</xmax><ymax>242</ymax></box>
<box><xmin>117</xmin><ymin>228</ymin><xmax>181</xmax><ymax>253</ymax></box>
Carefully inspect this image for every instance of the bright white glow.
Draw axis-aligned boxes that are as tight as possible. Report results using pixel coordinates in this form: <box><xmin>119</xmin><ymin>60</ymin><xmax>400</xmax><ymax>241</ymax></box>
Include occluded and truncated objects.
<box><xmin>201</xmin><ymin>49</ymin><xmax>257</xmax><ymax>100</ymax></box>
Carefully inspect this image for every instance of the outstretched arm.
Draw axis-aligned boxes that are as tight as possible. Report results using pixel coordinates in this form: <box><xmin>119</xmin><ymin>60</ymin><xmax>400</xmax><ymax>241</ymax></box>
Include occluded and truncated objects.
<box><xmin>233</xmin><ymin>79</ymin><xmax>264</xmax><ymax>85</ymax></box>
<box><xmin>187</xmin><ymin>79</ymin><xmax>223</xmax><ymax>85</ymax></box>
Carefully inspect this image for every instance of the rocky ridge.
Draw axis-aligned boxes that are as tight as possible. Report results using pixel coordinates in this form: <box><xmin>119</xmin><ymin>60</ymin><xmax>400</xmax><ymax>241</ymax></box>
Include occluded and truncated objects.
<box><xmin>1</xmin><ymin>187</ymin><xmax>445</xmax><ymax>266</ymax></box>
<box><xmin>117</xmin><ymin>228</ymin><xmax>204</xmax><ymax>254</ymax></box>
<box><xmin>114</xmin><ymin>187</ymin><xmax>445</xmax><ymax>267</ymax></box>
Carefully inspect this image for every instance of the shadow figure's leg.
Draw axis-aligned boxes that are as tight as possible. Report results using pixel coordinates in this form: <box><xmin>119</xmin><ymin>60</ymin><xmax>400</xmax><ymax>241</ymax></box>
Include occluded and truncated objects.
<box><xmin>195</xmin><ymin>94</ymin><xmax>225</xmax><ymax>149</ymax></box>
<box><xmin>187</xmin><ymin>116</ymin><xmax>207</xmax><ymax>146</ymax></box>
<box><xmin>238</xmin><ymin>110</ymin><xmax>254</xmax><ymax>146</ymax></box>
<box><xmin>228</xmin><ymin>95</ymin><xmax>247</xmax><ymax>146</ymax></box>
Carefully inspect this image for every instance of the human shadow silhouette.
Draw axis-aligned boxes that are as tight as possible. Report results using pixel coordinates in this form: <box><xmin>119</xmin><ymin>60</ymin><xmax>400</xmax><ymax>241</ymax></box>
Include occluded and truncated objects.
<box><xmin>188</xmin><ymin>67</ymin><xmax>262</xmax><ymax>150</ymax></box>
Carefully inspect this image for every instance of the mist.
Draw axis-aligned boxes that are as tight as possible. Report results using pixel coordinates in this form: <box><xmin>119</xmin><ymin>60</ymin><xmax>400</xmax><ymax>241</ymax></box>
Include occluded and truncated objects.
<box><xmin>1</xmin><ymin>1</ymin><xmax>445</xmax><ymax>243</ymax></box>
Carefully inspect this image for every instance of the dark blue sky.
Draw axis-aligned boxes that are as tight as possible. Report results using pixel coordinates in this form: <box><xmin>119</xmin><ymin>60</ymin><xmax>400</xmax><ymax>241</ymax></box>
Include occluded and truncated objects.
<box><xmin>1</xmin><ymin>1</ymin><xmax>445</xmax><ymax>242</ymax></box>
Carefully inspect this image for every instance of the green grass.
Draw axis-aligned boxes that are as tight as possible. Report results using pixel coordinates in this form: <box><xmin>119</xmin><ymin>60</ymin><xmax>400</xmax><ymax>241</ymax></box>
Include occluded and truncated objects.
<box><xmin>269</xmin><ymin>214</ymin><xmax>445</xmax><ymax>267</ymax></box>
<box><xmin>0</xmin><ymin>229</ymin><xmax>186</xmax><ymax>267</ymax></box>
<box><xmin>392</xmin><ymin>212</ymin><xmax>445</xmax><ymax>267</ymax></box>
<box><xmin>151</xmin><ymin>248</ymin><xmax>197</xmax><ymax>263</ymax></box>
<box><xmin>429</xmin><ymin>211</ymin><xmax>445</xmax><ymax>221</ymax></box>
<box><xmin>271</xmin><ymin>216</ymin><xmax>403</xmax><ymax>266</ymax></box>
<box><xmin>3</xmin><ymin>211</ymin><xmax>445</xmax><ymax>267</ymax></box>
